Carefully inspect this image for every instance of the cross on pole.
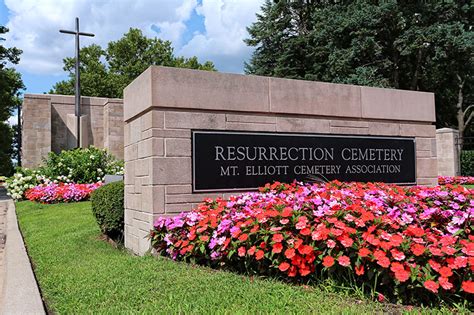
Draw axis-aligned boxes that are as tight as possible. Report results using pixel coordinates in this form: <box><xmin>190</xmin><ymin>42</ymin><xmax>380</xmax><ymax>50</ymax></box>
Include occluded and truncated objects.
<box><xmin>59</xmin><ymin>17</ymin><xmax>94</xmax><ymax>148</ymax></box>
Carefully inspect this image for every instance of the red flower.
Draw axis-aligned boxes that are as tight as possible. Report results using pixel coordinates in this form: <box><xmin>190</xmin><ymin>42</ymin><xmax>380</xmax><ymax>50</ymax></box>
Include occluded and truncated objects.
<box><xmin>428</xmin><ymin>260</ymin><xmax>441</xmax><ymax>272</ymax></box>
<box><xmin>424</xmin><ymin>280</ymin><xmax>439</xmax><ymax>293</ymax></box>
<box><xmin>300</xmin><ymin>228</ymin><xmax>311</xmax><ymax>236</ymax></box>
<box><xmin>338</xmin><ymin>255</ymin><xmax>350</xmax><ymax>267</ymax></box>
<box><xmin>377</xmin><ymin>293</ymin><xmax>385</xmax><ymax>302</ymax></box>
<box><xmin>294</xmin><ymin>239</ymin><xmax>303</xmax><ymax>249</ymax></box>
<box><xmin>394</xmin><ymin>269</ymin><xmax>410</xmax><ymax>282</ymax></box>
<box><xmin>200</xmin><ymin>235</ymin><xmax>209</xmax><ymax>242</ymax></box>
<box><xmin>238</xmin><ymin>234</ymin><xmax>248</xmax><ymax>242</ymax></box>
<box><xmin>438</xmin><ymin>266</ymin><xmax>453</xmax><ymax>278</ymax></box>
<box><xmin>441</xmin><ymin>246</ymin><xmax>456</xmax><ymax>255</ymax></box>
<box><xmin>453</xmin><ymin>256</ymin><xmax>468</xmax><ymax>269</ymax></box>
<box><xmin>462</xmin><ymin>242</ymin><xmax>474</xmax><ymax>256</ymax></box>
<box><xmin>390</xmin><ymin>234</ymin><xmax>404</xmax><ymax>246</ymax></box>
<box><xmin>390</xmin><ymin>249</ymin><xmax>405</xmax><ymax>261</ymax></box>
<box><xmin>295</xmin><ymin>216</ymin><xmax>308</xmax><ymax>230</ymax></box>
<box><xmin>330</xmin><ymin>228</ymin><xmax>343</xmax><ymax>237</ymax></box>
<box><xmin>462</xmin><ymin>281</ymin><xmax>474</xmax><ymax>294</ymax></box>
<box><xmin>429</xmin><ymin>246</ymin><xmax>443</xmax><ymax>256</ymax></box>
<box><xmin>373</xmin><ymin>250</ymin><xmax>386</xmax><ymax>260</ymax></box>
<box><xmin>377</xmin><ymin>257</ymin><xmax>390</xmax><ymax>268</ymax></box>
<box><xmin>285</xmin><ymin>248</ymin><xmax>295</xmax><ymax>259</ymax></box>
<box><xmin>281</xmin><ymin>207</ymin><xmax>293</xmax><ymax>217</ymax></box>
<box><xmin>366</xmin><ymin>234</ymin><xmax>380</xmax><ymax>246</ymax></box>
<box><xmin>247</xmin><ymin>246</ymin><xmax>256</xmax><ymax>256</ymax></box>
<box><xmin>411</xmin><ymin>243</ymin><xmax>425</xmax><ymax>256</ymax></box>
<box><xmin>299</xmin><ymin>265</ymin><xmax>311</xmax><ymax>276</ymax></box>
<box><xmin>322</xmin><ymin>256</ymin><xmax>335</xmax><ymax>268</ymax></box>
<box><xmin>288</xmin><ymin>266</ymin><xmax>297</xmax><ymax>277</ymax></box>
<box><xmin>238</xmin><ymin>246</ymin><xmax>246</xmax><ymax>257</ymax></box>
<box><xmin>272</xmin><ymin>242</ymin><xmax>283</xmax><ymax>254</ymax></box>
<box><xmin>312</xmin><ymin>228</ymin><xmax>329</xmax><ymax>241</ymax></box>
<box><xmin>390</xmin><ymin>262</ymin><xmax>404</xmax><ymax>273</ymax></box>
<box><xmin>355</xmin><ymin>265</ymin><xmax>364</xmax><ymax>276</ymax></box>
<box><xmin>406</xmin><ymin>226</ymin><xmax>425</xmax><ymax>237</ymax></box>
<box><xmin>358</xmin><ymin>248</ymin><xmax>371</xmax><ymax>257</ymax></box>
<box><xmin>298</xmin><ymin>245</ymin><xmax>313</xmax><ymax>255</ymax></box>
<box><xmin>439</xmin><ymin>277</ymin><xmax>453</xmax><ymax>290</ymax></box>
<box><xmin>255</xmin><ymin>250</ymin><xmax>264</xmax><ymax>260</ymax></box>
<box><xmin>272</xmin><ymin>233</ymin><xmax>284</xmax><ymax>243</ymax></box>
<box><xmin>279</xmin><ymin>262</ymin><xmax>290</xmax><ymax>272</ymax></box>
<box><xmin>250</xmin><ymin>225</ymin><xmax>260</xmax><ymax>233</ymax></box>
<box><xmin>341</xmin><ymin>237</ymin><xmax>354</xmax><ymax>248</ymax></box>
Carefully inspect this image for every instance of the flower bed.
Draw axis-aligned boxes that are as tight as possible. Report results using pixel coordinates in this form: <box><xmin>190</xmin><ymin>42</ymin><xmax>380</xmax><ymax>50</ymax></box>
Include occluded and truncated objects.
<box><xmin>439</xmin><ymin>176</ymin><xmax>474</xmax><ymax>186</ymax></box>
<box><xmin>150</xmin><ymin>181</ymin><xmax>473</xmax><ymax>305</ymax></box>
<box><xmin>25</xmin><ymin>182</ymin><xmax>102</xmax><ymax>203</ymax></box>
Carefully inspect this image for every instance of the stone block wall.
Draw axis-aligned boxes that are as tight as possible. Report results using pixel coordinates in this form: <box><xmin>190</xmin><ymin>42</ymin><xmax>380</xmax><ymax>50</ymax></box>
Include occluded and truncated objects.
<box><xmin>22</xmin><ymin>95</ymin><xmax>52</xmax><ymax>168</ymax></box>
<box><xmin>123</xmin><ymin>66</ymin><xmax>438</xmax><ymax>255</ymax></box>
<box><xmin>436</xmin><ymin>128</ymin><xmax>460</xmax><ymax>176</ymax></box>
<box><xmin>22</xmin><ymin>94</ymin><xmax>124</xmax><ymax>168</ymax></box>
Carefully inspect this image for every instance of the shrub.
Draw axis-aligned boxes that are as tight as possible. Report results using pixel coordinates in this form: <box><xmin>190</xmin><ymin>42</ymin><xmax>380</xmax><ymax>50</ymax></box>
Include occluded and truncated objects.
<box><xmin>91</xmin><ymin>181</ymin><xmax>124</xmax><ymax>241</ymax></box>
<box><xmin>42</xmin><ymin>146</ymin><xmax>124</xmax><ymax>184</ymax></box>
<box><xmin>25</xmin><ymin>182</ymin><xmax>102</xmax><ymax>203</ymax></box>
<box><xmin>461</xmin><ymin>150</ymin><xmax>474</xmax><ymax>176</ymax></box>
<box><xmin>150</xmin><ymin>181</ymin><xmax>474</xmax><ymax>305</ymax></box>
<box><xmin>5</xmin><ymin>168</ymin><xmax>43</xmax><ymax>200</ymax></box>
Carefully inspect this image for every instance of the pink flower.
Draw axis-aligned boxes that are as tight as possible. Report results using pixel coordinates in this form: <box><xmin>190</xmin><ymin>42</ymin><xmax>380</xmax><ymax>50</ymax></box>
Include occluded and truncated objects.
<box><xmin>338</xmin><ymin>255</ymin><xmax>350</xmax><ymax>267</ymax></box>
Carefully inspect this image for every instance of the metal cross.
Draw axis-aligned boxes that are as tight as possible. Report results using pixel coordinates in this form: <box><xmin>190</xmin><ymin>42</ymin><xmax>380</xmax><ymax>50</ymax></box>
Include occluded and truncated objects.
<box><xmin>59</xmin><ymin>17</ymin><xmax>94</xmax><ymax>148</ymax></box>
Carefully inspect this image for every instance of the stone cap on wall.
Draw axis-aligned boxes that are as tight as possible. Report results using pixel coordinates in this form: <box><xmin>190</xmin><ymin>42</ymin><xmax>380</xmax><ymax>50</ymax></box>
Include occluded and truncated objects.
<box><xmin>436</xmin><ymin>127</ymin><xmax>459</xmax><ymax>134</ymax></box>
<box><xmin>123</xmin><ymin>66</ymin><xmax>436</xmax><ymax>123</ymax></box>
<box><xmin>23</xmin><ymin>94</ymin><xmax>123</xmax><ymax>107</ymax></box>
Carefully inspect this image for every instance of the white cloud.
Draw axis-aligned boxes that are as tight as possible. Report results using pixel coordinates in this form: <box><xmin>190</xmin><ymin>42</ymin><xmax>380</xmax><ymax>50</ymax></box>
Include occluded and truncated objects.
<box><xmin>3</xmin><ymin>0</ymin><xmax>263</xmax><ymax>76</ymax></box>
<box><xmin>3</xmin><ymin>0</ymin><xmax>199</xmax><ymax>74</ymax></box>
<box><xmin>179</xmin><ymin>0</ymin><xmax>263</xmax><ymax>73</ymax></box>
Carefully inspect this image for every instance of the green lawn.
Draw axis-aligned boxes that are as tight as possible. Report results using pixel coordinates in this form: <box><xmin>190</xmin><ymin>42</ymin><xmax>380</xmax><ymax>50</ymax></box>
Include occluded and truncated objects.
<box><xmin>15</xmin><ymin>201</ymin><xmax>458</xmax><ymax>314</ymax></box>
<box><xmin>464</xmin><ymin>184</ymin><xmax>474</xmax><ymax>189</ymax></box>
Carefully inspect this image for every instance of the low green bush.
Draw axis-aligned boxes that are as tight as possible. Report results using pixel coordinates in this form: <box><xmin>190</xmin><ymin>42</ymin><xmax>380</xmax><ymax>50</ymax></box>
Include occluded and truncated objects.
<box><xmin>42</xmin><ymin>146</ymin><xmax>123</xmax><ymax>184</ymax></box>
<box><xmin>461</xmin><ymin>150</ymin><xmax>474</xmax><ymax>176</ymax></box>
<box><xmin>5</xmin><ymin>168</ymin><xmax>43</xmax><ymax>200</ymax></box>
<box><xmin>91</xmin><ymin>181</ymin><xmax>124</xmax><ymax>241</ymax></box>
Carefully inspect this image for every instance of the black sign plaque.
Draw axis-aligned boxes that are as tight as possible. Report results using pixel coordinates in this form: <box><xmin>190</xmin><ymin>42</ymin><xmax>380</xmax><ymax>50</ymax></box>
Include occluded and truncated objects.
<box><xmin>192</xmin><ymin>131</ymin><xmax>416</xmax><ymax>192</ymax></box>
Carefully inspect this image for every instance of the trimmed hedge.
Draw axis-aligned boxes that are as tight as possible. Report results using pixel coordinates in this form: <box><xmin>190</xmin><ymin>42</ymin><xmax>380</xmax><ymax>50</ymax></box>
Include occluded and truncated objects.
<box><xmin>461</xmin><ymin>150</ymin><xmax>474</xmax><ymax>176</ymax></box>
<box><xmin>91</xmin><ymin>181</ymin><xmax>124</xmax><ymax>241</ymax></box>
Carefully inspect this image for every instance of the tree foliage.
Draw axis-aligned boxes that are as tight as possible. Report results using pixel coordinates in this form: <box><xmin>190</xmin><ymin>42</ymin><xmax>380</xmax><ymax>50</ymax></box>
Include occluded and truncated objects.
<box><xmin>245</xmin><ymin>0</ymin><xmax>474</xmax><ymax>135</ymax></box>
<box><xmin>51</xmin><ymin>28</ymin><xmax>216</xmax><ymax>98</ymax></box>
<box><xmin>0</xmin><ymin>26</ymin><xmax>24</xmax><ymax>175</ymax></box>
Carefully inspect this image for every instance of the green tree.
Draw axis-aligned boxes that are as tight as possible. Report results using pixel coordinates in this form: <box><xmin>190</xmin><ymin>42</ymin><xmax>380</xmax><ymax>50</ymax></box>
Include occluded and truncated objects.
<box><xmin>245</xmin><ymin>0</ymin><xmax>474</xmax><ymax>136</ymax></box>
<box><xmin>51</xmin><ymin>28</ymin><xmax>216</xmax><ymax>98</ymax></box>
<box><xmin>0</xmin><ymin>26</ymin><xmax>24</xmax><ymax>175</ymax></box>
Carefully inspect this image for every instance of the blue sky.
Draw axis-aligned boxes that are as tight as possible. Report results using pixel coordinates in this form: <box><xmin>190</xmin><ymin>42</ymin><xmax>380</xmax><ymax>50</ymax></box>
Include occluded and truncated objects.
<box><xmin>1</xmin><ymin>0</ymin><xmax>263</xmax><ymax>125</ymax></box>
<box><xmin>1</xmin><ymin>1</ymin><xmax>67</xmax><ymax>95</ymax></box>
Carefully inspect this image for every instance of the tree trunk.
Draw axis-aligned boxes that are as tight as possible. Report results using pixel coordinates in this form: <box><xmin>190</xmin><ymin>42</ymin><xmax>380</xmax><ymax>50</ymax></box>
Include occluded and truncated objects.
<box><xmin>410</xmin><ymin>49</ymin><xmax>423</xmax><ymax>90</ymax></box>
<box><xmin>456</xmin><ymin>75</ymin><xmax>465</xmax><ymax>148</ymax></box>
<box><xmin>393</xmin><ymin>50</ymin><xmax>400</xmax><ymax>89</ymax></box>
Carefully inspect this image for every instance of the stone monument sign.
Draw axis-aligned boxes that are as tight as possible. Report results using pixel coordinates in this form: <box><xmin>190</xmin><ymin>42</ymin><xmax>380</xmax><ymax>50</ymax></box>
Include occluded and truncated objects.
<box><xmin>123</xmin><ymin>66</ymin><xmax>437</xmax><ymax>255</ymax></box>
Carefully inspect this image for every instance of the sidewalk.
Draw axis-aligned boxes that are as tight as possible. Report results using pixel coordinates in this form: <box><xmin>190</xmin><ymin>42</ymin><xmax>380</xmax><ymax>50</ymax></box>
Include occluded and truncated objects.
<box><xmin>0</xmin><ymin>187</ymin><xmax>45</xmax><ymax>315</ymax></box>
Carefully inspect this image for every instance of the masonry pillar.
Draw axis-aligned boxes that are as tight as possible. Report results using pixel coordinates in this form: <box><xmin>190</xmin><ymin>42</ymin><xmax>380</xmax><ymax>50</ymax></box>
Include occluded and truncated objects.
<box><xmin>103</xmin><ymin>99</ymin><xmax>124</xmax><ymax>159</ymax></box>
<box><xmin>436</xmin><ymin>128</ymin><xmax>460</xmax><ymax>176</ymax></box>
<box><xmin>66</xmin><ymin>114</ymin><xmax>89</xmax><ymax>149</ymax></box>
<box><xmin>21</xmin><ymin>95</ymin><xmax>51</xmax><ymax>168</ymax></box>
